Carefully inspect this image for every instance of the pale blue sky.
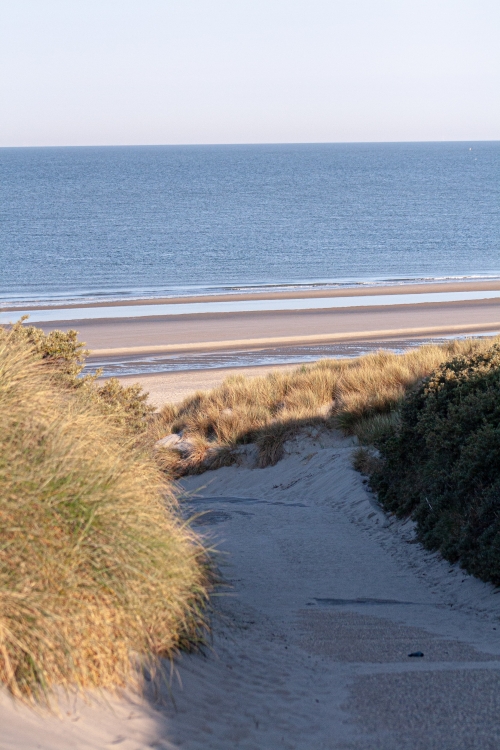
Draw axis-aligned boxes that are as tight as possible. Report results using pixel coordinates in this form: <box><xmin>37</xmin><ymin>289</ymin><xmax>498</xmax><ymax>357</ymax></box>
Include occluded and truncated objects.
<box><xmin>1</xmin><ymin>0</ymin><xmax>499</xmax><ymax>146</ymax></box>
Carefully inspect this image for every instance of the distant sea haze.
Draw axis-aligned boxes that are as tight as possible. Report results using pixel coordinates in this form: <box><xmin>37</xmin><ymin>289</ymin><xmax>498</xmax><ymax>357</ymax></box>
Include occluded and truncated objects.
<box><xmin>1</xmin><ymin>142</ymin><xmax>499</xmax><ymax>306</ymax></box>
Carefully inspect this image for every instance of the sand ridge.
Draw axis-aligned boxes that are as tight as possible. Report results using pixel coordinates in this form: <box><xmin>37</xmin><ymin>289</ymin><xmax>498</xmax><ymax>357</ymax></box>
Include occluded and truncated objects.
<box><xmin>90</xmin><ymin>321</ymin><xmax>500</xmax><ymax>358</ymax></box>
<box><xmin>42</xmin><ymin>297</ymin><xmax>500</xmax><ymax>356</ymax></box>
<box><xmin>117</xmin><ymin>365</ymin><xmax>299</xmax><ymax>407</ymax></box>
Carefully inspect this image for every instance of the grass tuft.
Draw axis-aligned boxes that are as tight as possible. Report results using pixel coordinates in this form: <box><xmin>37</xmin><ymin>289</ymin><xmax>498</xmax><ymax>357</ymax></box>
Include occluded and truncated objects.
<box><xmin>352</xmin><ymin>447</ymin><xmax>382</xmax><ymax>476</ymax></box>
<box><xmin>0</xmin><ymin>329</ymin><xmax>208</xmax><ymax>703</ymax></box>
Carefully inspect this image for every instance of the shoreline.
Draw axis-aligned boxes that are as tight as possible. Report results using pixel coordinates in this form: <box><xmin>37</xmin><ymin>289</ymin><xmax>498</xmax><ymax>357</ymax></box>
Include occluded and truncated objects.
<box><xmin>4</xmin><ymin>278</ymin><xmax>500</xmax><ymax>312</ymax></box>
<box><xmin>61</xmin><ymin>297</ymin><xmax>500</xmax><ymax>380</ymax></box>
<box><xmin>12</xmin><ymin>292</ymin><xmax>500</xmax><ymax>384</ymax></box>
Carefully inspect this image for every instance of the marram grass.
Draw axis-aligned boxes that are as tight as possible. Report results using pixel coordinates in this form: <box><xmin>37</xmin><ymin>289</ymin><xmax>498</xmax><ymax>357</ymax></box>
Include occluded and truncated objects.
<box><xmin>155</xmin><ymin>336</ymin><xmax>500</xmax><ymax>475</ymax></box>
<box><xmin>0</xmin><ymin>334</ymin><xmax>208</xmax><ymax>703</ymax></box>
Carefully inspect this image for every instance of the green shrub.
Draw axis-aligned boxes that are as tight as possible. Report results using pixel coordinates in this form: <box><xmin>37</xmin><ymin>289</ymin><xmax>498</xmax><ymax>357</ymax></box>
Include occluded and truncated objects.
<box><xmin>373</xmin><ymin>343</ymin><xmax>500</xmax><ymax>584</ymax></box>
<box><xmin>3</xmin><ymin>320</ymin><xmax>154</xmax><ymax>434</ymax></box>
<box><xmin>7</xmin><ymin>317</ymin><xmax>88</xmax><ymax>385</ymax></box>
<box><xmin>93</xmin><ymin>377</ymin><xmax>156</xmax><ymax>434</ymax></box>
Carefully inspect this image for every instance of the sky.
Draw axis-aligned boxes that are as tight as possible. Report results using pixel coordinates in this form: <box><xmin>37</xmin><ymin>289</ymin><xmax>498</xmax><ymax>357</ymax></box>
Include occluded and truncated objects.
<box><xmin>1</xmin><ymin>0</ymin><xmax>499</xmax><ymax>147</ymax></box>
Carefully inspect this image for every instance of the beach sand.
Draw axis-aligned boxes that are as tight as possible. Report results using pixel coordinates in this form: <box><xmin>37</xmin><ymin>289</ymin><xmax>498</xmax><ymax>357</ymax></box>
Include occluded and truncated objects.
<box><xmin>2</xmin><ymin>427</ymin><xmax>500</xmax><ymax>748</ymax></box>
<box><xmin>29</xmin><ymin>286</ymin><xmax>499</xmax><ymax>406</ymax></box>
<box><xmin>36</xmin><ymin>297</ymin><xmax>500</xmax><ymax>360</ymax></box>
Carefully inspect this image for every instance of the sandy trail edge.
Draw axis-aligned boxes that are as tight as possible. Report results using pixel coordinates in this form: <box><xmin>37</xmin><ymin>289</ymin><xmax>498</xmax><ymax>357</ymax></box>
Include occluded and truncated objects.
<box><xmin>2</xmin><ymin>429</ymin><xmax>500</xmax><ymax>749</ymax></box>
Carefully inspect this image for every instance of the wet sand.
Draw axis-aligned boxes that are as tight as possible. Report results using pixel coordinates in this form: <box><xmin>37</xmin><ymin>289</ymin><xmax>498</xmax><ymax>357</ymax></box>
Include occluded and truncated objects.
<box><xmin>24</xmin><ymin>287</ymin><xmax>500</xmax><ymax>388</ymax></box>
<box><xmin>46</xmin><ymin>298</ymin><xmax>500</xmax><ymax>355</ymax></box>
<box><xmin>7</xmin><ymin>278</ymin><xmax>500</xmax><ymax>311</ymax></box>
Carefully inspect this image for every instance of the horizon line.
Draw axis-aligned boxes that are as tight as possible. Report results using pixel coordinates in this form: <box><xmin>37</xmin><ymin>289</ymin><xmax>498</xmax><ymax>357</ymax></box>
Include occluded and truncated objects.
<box><xmin>1</xmin><ymin>138</ymin><xmax>499</xmax><ymax>150</ymax></box>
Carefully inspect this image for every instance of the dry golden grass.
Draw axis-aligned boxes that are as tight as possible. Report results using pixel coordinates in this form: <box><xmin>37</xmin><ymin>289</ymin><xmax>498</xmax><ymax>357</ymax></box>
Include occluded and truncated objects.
<box><xmin>154</xmin><ymin>337</ymin><xmax>500</xmax><ymax>476</ymax></box>
<box><xmin>0</xmin><ymin>332</ymin><xmax>208</xmax><ymax>704</ymax></box>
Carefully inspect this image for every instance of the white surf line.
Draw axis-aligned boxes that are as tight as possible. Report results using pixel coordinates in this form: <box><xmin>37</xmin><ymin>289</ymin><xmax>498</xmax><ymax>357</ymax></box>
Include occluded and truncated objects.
<box><xmin>88</xmin><ymin>323</ymin><xmax>500</xmax><ymax>357</ymax></box>
<box><xmin>2</xmin><ymin>289</ymin><xmax>500</xmax><ymax>324</ymax></box>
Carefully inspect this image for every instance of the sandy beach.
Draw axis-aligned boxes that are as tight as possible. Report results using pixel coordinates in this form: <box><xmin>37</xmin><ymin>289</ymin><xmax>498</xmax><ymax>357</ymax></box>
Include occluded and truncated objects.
<box><xmin>3</xmin><ymin>427</ymin><xmax>500</xmax><ymax>749</ymax></box>
<box><xmin>18</xmin><ymin>281</ymin><xmax>498</xmax><ymax>399</ymax></box>
<box><xmin>37</xmin><ymin>292</ymin><xmax>500</xmax><ymax>357</ymax></box>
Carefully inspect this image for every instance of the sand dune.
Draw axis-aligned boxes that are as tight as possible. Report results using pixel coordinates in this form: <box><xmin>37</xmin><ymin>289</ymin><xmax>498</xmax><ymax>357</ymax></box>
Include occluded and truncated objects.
<box><xmin>117</xmin><ymin>364</ymin><xmax>298</xmax><ymax>407</ymax></box>
<box><xmin>2</xmin><ymin>428</ymin><xmax>500</xmax><ymax>749</ymax></box>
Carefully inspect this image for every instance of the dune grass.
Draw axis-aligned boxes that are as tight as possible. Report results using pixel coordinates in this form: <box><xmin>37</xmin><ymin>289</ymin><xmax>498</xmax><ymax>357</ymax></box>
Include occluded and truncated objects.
<box><xmin>153</xmin><ymin>337</ymin><xmax>499</xmax><ymax>477</ymax></box>
<box><xmin>0</xmin><ymin>330</ymin><xmax>208</xmax><ymax>703</ymax></box>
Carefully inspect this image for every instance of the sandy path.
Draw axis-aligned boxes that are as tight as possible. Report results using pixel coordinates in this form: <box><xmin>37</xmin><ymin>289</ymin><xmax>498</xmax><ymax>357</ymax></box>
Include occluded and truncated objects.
<box><xmin>168</xmin><ymin>432</ymin><xmax>500</xmax><ymax>749</ymax></box>
<box><xmin>3</xmin><ymin>429</ymin><xmax>500</xmax><ymax>748</ymax></box>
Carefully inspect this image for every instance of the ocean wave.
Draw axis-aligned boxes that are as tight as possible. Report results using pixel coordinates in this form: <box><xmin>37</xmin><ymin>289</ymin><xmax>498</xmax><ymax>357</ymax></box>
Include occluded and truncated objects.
<box><xmin>3</xmin><ymin>274</ymin><xmax>500</xmax><ymax>309</ymax></box>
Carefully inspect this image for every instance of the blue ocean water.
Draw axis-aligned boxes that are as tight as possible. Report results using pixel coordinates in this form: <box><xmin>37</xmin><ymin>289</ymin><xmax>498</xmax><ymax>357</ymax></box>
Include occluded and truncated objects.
<box><xmin>1</xmin><ymin>142</ymin><xmax>499</xmax><ymax>306</ymax></box>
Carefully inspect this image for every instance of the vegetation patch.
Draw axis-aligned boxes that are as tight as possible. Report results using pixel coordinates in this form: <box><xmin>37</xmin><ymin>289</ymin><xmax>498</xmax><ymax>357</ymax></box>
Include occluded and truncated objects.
<box><xmin>9</xmin><ymin>318</ymin><xmax>155</xmax><ymax>433</ymax></box>
<box><xmin>154</xmin><ymin>339</ymin><xmax>495</xmax><ymax>477</ymax></box>
<box><xmin>372</xmin><ymin>343</ymin><xmax>500</xmax><ymax>585</ymax></box>
<box><xmin>0</xmin><ymin>326</ymin><xmax>208</xmax><ymax>703</ymax></box>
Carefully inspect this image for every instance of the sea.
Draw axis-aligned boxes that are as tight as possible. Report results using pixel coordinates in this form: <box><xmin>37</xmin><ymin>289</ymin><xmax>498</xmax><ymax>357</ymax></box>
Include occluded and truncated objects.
<box><xmin>1</xmin><ymin>141</ymin><xmax>500</xmax><ymax>307</ymax></box>
<box><xmin>1</xmin><ymin>142</ymin><xmax>499</xmax><ymax>375</ymax></box>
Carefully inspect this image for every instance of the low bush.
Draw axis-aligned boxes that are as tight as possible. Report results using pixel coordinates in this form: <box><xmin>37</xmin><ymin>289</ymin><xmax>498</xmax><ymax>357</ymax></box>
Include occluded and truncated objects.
<box><xmin>8</xmin><ymin>317</ymin><xmax>89</xmax><ymax>385</ymax></box>
<box><xmin>0</xmin><ymin>329</ymin><xmax>208</xmax><ymax>703</ymax></box>
<box><xmin>373</xmin><ymin>343</ymin><xmax>500</xmax><ymax>585</ymax></box>
<box><xmin>8</xmin><ymin>318</ymin><xmax>155</xmax><ymax>434</ymax></box>
<box><xmin>93</xmin><ymin>377</ymin><xmax>156</xmax><ymax>434</ymax></box>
